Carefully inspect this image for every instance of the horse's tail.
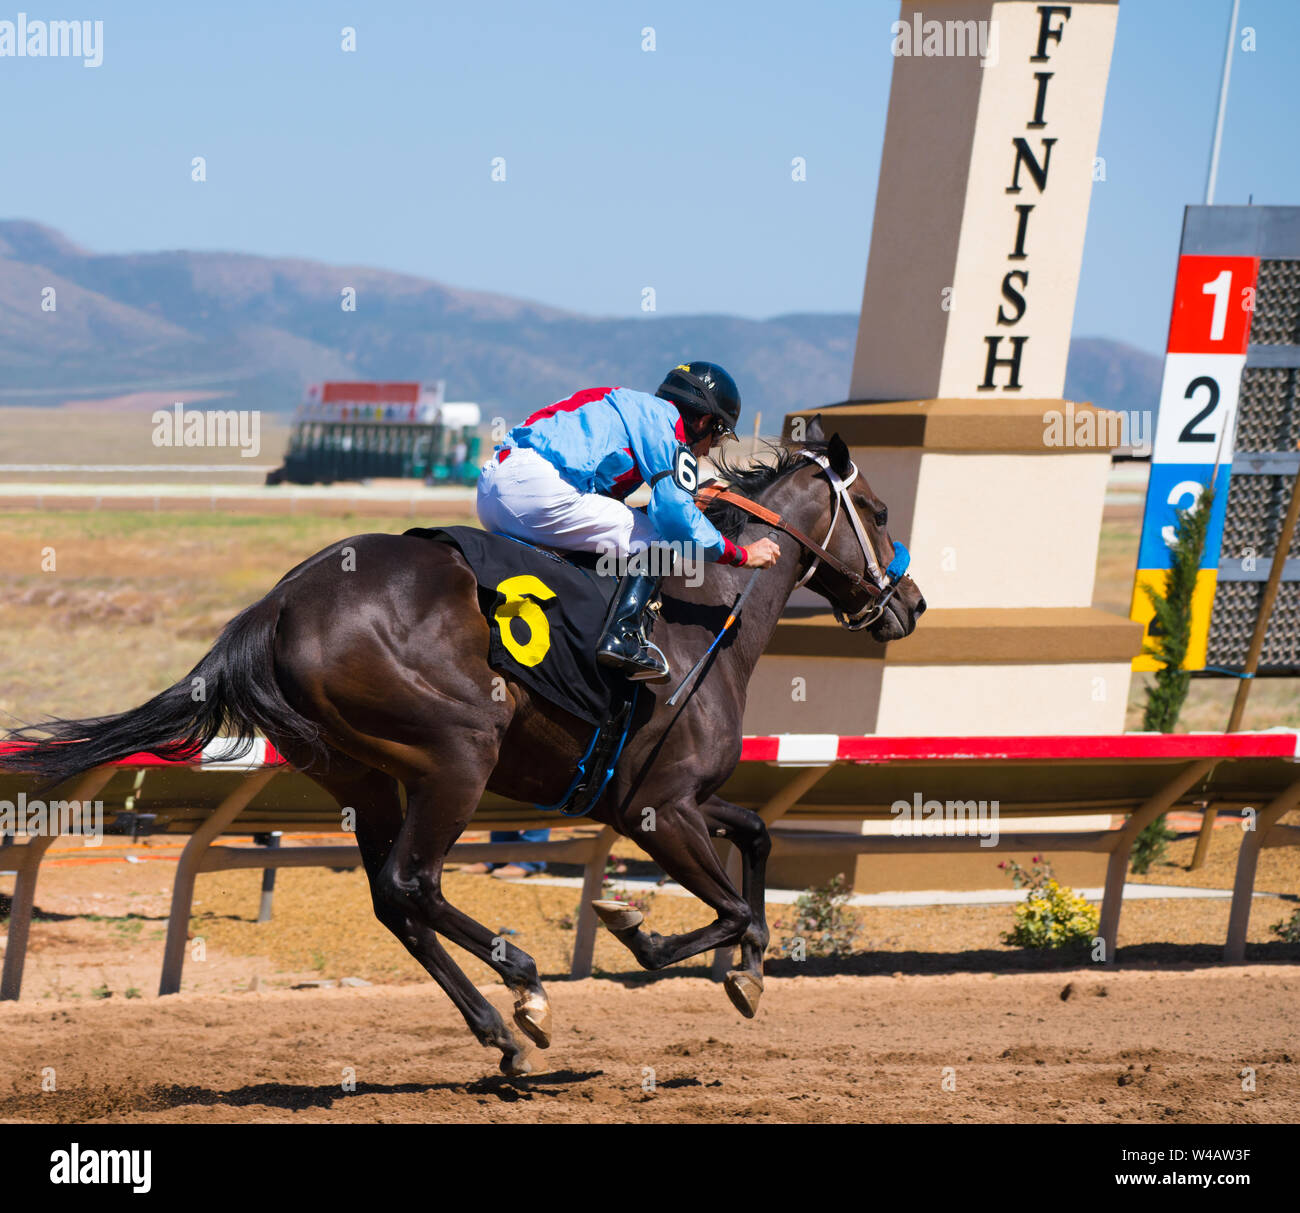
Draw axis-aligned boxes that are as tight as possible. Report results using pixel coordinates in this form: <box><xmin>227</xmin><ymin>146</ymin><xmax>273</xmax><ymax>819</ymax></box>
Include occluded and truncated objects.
<box><xmin>2</xmin><ymin>593</ymin><xmax>325</xmax><ymax>787</ymax></box>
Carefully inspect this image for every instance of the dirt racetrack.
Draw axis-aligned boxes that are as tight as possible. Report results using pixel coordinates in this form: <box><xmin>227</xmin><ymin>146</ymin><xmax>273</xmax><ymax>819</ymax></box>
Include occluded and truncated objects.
<box><xmin>2</xmin><ymin>966</ymin><xmax>1296</xmax><ymax>1123</ymax></box>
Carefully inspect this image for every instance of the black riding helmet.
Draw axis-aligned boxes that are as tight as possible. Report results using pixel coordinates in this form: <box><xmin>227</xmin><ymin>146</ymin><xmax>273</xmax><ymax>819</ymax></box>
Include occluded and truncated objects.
<box><xmin>655</xmin><ymin>361</ymin><xmax>741</xmax><ymax>440</ymax></box>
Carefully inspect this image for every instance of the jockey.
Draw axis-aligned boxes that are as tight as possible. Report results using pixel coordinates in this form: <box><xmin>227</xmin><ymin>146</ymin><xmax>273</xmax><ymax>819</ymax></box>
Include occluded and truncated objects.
<box><xmin>477</xmin><ymin>361</ymin><xmax>781</xmax><ymax>681</ymax></box>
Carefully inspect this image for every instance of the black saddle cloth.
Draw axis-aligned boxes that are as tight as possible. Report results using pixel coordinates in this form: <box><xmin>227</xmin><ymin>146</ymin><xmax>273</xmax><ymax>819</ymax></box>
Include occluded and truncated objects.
<box><xmin>406</xmin><ymin>526</ymin><xmax>620</xmax><ymax>727</ymax></box>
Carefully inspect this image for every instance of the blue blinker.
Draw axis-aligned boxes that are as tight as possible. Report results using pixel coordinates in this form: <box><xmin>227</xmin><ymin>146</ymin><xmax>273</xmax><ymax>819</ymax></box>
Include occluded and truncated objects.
<box><xmin>884</xmin><ymin>542</ymin><xmax>910</xmax><ymax>581</ymax></box>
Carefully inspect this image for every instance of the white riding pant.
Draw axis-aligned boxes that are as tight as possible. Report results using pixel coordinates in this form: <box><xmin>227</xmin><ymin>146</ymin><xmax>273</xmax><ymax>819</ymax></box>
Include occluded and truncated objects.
<box><xmin>476</xmin><ymin>446</ymin><xmax>665</xmax><ymax>556</ymax></box>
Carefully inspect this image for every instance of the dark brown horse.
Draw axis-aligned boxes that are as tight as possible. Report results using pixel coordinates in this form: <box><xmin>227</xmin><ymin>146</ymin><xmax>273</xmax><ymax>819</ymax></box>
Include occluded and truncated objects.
<box><xmin>4</xmin><ymin>421</ymin><xmax>924</xmax><ymax>1075</ymax></box>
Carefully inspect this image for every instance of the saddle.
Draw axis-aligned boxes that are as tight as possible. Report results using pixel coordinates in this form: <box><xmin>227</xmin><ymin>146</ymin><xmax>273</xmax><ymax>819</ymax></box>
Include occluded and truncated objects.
<box><xmin>406</xmin><ymin>526</ymin><xmax>637</xmax><ymax>816</ymax></box>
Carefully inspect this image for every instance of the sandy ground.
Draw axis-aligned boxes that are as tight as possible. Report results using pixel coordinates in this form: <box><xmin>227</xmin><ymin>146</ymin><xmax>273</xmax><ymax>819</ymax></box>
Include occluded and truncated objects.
<box><xmin>1</xmin><ymin>967</ymin><xmax>1296</xmax><ymax>1124</ymax></box>
<box><xmin>3</xmin><ymin>832</ymin><xmax>1298</xmax><ymax>1125</ymax></box>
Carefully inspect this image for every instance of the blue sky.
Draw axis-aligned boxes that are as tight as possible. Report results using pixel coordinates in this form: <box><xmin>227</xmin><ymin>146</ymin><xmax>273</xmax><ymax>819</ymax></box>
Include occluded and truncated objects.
<box><xmin>2</xmin><ymin>0</ymin><xmax>1296</xmax><ymax>353</ymax></box>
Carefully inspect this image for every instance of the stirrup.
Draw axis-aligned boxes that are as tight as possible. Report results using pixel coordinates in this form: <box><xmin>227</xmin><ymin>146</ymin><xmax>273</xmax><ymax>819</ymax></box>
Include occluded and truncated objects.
<box><xmin>596</xmin><ymin>636</ymin><xmax>670</xmax><ymax>682</ymax></box>
<box><xmin>625</xmin><ymin>641</ymin><xmax>670</xmax><ymax>683</ymax></box>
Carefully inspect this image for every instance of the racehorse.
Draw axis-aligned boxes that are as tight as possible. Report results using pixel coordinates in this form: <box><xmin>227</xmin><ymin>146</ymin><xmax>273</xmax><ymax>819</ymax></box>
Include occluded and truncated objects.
<box><xmin>3</xmin><ymin>419</ymin><xmax>925</xmax><ymax>1076</ymax></box>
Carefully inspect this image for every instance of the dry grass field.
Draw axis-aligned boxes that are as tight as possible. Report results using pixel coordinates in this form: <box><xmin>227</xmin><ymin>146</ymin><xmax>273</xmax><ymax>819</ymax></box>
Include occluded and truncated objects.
<box><xmin>2</xmin><ymin>498</ymin><xmax>1296</xmax><ymax>732</ymax></box>
<box><xmin>0</xmin><ymin>510</ymin><xmax>434</xmax><ymax>725</ymax></box>
<box><xmin>0</xmin><ymin>405</ymin><xmax>288</xmax><ymax>482</ymax></box>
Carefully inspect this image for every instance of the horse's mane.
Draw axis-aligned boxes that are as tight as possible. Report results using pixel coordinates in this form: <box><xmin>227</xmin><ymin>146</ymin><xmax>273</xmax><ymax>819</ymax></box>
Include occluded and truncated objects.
<box><xmin>702</xmin><ymin>440</ymin><xmax>826</xmax><ymax>541</ymax></box>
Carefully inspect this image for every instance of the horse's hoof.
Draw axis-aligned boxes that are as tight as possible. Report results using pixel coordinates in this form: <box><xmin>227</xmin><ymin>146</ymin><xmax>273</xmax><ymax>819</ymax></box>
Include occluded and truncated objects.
<box><xmin>724</xmin><ymin>970</ymin><xmax>763</xmax><ymax>1019</ymax></box>
<box><xmin>513</xmin><ymin>993</ymin><xmax>552</xmax><ymax>1049</ymax></box>
<box><xmin>500</xmin><ymin>1051</ymin><xmax>543</xmax><ymax>1078</ymax></box>
<box><xmin>592</xmin><ymin>899</ymin><xmax>643</xmax><ymax>931</ymax></box>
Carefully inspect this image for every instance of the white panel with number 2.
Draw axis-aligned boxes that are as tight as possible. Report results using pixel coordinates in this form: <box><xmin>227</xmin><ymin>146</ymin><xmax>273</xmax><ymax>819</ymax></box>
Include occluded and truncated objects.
<box><xmin>1151</xmin><ymin>352</ymin><xmax>1246</xmax><ymax>466</ymax></box>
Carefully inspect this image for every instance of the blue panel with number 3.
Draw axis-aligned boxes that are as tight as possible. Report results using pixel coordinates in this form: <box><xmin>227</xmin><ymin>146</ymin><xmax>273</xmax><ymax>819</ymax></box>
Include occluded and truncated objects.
<box><xmin>1136</xmin><ymin>463</ymin><xmax>1232</xmax><ymax>570</ymax></box>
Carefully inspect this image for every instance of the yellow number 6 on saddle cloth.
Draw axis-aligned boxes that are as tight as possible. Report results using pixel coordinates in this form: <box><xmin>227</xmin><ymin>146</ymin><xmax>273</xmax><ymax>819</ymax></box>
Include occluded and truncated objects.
<box><xmin>493</xmin><ymin>575</ymin><xmax>556</xmax><ymax>667</ymax></box>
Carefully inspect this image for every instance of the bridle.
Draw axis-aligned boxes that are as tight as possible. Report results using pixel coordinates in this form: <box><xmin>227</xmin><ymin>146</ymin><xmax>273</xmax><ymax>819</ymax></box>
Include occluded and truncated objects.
<box><xmin>695</xmin><ymin>450</ymin><xmax>911</xmax><ymax>632</ymax></box>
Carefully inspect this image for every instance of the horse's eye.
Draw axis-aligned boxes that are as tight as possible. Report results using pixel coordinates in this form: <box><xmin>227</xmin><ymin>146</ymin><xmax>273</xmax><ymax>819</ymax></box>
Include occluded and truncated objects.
<box><xmin>874</xmin><ymin>508</ymin><xmax>888</xmax><ymax>528</ymax></box>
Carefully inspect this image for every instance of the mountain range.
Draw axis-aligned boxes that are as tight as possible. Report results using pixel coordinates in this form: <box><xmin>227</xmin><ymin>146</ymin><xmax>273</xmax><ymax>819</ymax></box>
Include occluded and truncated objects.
<box><xmin>0</xmin><ymin>220</ymin><xmax>1162</xmax><ymax>426</ymax></box>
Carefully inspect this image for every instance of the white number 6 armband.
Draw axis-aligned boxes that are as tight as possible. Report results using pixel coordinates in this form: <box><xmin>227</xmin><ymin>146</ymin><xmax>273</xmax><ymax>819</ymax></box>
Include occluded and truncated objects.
<box><xmin>672</xmin><ymin>447</ymin><xmax>698</xmax><ymax>492</ymax></box>
<box><xmin>649</xmin><ymin>447</ymin><xmax>700</xmax><ymax>494</ymax></box>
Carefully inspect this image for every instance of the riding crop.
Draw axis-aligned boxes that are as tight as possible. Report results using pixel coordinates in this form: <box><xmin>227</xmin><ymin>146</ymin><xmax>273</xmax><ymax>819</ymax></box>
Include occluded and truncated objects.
<box><xmin>667</xmin><ymin>534</ymin><xmax>776</xmax><ymax>707</ymax></box>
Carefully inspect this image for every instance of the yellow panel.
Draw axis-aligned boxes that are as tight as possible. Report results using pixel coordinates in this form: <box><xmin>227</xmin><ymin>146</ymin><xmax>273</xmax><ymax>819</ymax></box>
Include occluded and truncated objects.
<box><xmin>1187</xmin><ymin>569</ymin><xmax>1218</xmax><ymax>670</ymax></box>
<box><xmin>1129</xmin><ymin>568</ymin><xmax>1217</xmax><ymax>672</ymax></box>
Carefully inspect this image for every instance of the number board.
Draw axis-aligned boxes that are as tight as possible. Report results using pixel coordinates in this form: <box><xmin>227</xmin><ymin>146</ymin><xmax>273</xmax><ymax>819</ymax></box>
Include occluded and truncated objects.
<box><xmin>1132</xmin><ymin>207</ymin><xmax>1300</xmax><ymax>674</ymax></box>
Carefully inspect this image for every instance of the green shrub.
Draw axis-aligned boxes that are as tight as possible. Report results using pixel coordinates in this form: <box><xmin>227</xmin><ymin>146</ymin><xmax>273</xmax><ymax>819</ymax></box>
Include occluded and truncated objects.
<box><xmin>1140</xmin><ymin>484</ymin><xmax>1215</xmax><ymax>734</ymax></box>
<box><xmin>1000</xmin><ymin>857</ymin><xmax>1099</xmax><ymax>950</ymax></box>
<box><xmin>1132</xmin><ymin>485</ymin><xmax>1215</xmax><ymax>876</ymax></box>
<box><xmin>775</xmin><ymin>873</ymin><xmax>861</xmax><ymax>958</ymax></box>
<box><xmin>1271</xmin><ymin>907</ymin><xmax>1300</xmax><ymax>943</ymax></box>
<box><xmin>1130</xmin><ymin>817</ymin><xmax>1177</xmax><ymax>875</ymax></box>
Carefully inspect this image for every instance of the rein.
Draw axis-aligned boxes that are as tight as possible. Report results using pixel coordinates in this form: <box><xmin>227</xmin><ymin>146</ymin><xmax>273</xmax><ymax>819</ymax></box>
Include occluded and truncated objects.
<box><xmin>695</xmin><ymin>449</ymin><xmax>911</xmax><ymax>631</ymax></box>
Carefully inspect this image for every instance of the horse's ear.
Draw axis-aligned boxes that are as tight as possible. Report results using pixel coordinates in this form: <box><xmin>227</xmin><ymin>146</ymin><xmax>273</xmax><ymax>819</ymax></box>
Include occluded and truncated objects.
<box><xmin>828</xmin><ymin>432</ymin><xmax>852</xmax><ymax>478</ymax></box>
<box><xmin>802</xmin><ymin>414</ymin><xmax>826</xmax><ymax>445</ymax></box>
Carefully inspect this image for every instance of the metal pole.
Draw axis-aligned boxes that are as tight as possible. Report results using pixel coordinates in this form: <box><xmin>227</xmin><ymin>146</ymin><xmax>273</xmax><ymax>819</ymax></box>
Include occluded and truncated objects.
<box><xmin>256</xmin><ymin>832</ymin><xmax>282</xmax><ymax>923</ymax></box>
<box><xmin>1204</xmin><ymin>0</ymin><xmax>1241</xmax><ymax>205</ymax></box>
<box><xmin>1190</xmin><ymin>460</ymin><xmax>1300</xmax><ymax>870</ymax></box>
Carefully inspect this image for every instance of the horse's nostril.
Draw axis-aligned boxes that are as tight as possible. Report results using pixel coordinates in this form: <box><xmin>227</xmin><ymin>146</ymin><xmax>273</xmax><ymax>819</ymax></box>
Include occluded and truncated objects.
<box><xmin>916</xmin><ymin>596</ymin><xmax>927</xmax><ymax>616</ymax></box>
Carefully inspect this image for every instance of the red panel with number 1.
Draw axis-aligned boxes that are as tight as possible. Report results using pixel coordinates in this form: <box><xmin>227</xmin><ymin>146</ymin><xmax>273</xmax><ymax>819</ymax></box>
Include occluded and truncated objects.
<box><xmin>1166</xmin><ymin>255</ymin><xmax>1259</xmax><ymax>354</ymax></box>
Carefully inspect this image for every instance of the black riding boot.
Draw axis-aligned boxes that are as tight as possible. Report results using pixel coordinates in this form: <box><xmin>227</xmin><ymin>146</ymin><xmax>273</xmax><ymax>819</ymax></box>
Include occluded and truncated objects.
<box><xmin>596</xmin><ymin>573</ymin><xmax>669</xmax><ymax>681</ymax></box>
